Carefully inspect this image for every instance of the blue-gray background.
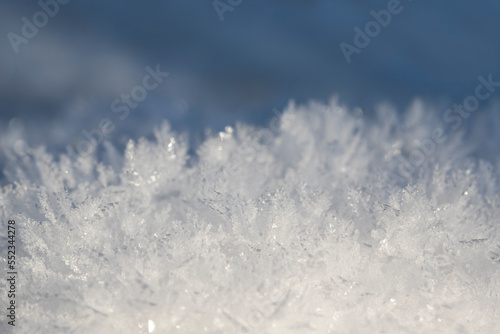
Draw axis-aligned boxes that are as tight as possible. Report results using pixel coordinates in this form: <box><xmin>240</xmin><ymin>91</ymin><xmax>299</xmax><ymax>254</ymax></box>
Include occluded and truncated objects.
<box><xmin>0</xmin><ymin>0</ymin><xmax>499</xmax><ymax>152</ymax></box>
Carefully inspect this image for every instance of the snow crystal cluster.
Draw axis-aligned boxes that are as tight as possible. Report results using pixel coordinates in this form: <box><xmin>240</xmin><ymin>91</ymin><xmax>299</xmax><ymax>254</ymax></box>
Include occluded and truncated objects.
<box><xmin>1</xmin><ymin>99</ymin><xmax>499</xmax><ymax>333</ymax></box>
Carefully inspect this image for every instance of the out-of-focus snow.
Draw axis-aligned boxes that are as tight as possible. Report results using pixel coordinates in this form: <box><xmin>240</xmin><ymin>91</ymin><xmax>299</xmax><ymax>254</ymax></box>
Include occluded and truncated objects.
<box><xmin>1</xmin><ymin>0</ymin><xmax>499</xmax><ymax>148</ymax></box>
<box><xmin>1</xmin><ymin>100</ymin><xmax>499</xmax><ymax>333</ymax></box>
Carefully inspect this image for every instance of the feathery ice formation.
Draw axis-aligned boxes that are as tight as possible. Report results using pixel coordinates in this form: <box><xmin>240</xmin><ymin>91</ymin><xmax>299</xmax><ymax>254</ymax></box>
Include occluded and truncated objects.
<box><xmin>0</xmin><ymin>99</ymin><xmax>499</xmax><ymax>333</ymax></box>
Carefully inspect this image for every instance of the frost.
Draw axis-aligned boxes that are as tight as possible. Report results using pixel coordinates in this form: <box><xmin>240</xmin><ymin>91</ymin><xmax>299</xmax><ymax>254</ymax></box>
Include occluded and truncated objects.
<box><xmin>1</xmin><ymin>99</ymin><xmax>499</xmax><ymax>333</ymax></box>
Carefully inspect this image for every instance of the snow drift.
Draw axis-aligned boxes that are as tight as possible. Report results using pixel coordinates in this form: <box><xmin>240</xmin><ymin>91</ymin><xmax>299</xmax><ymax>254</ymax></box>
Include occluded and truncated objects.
<box><xmin>1</xmin><ymin>99</ymin><xmax>499</xmax><ymax>333</ymax></box>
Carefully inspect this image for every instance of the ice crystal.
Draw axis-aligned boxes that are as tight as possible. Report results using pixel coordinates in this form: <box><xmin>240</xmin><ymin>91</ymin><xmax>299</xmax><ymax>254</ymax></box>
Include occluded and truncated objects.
<box><xmin>0</xmin><ymin>99</ymin><xmax>499</xmax><ymax>333</ymax></box>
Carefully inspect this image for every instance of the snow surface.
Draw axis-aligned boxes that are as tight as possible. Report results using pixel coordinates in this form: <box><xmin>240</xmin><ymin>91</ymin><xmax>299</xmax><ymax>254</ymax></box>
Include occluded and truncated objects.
<box><xmin>1</xmin><ymin>99</ymin><xmax>500</xmax><ymax>333</ymax></box>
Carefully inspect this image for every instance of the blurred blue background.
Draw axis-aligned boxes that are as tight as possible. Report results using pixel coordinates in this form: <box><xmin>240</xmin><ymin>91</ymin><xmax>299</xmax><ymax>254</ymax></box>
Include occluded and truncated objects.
<box><xmin>0</xmin><ymin>0</ymin><xmax>499</xmax><ymax>152</ymax></box>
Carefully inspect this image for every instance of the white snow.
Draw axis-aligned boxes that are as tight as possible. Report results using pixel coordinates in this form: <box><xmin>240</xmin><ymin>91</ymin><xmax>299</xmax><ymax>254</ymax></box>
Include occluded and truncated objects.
<box><xmin>1</xmin><ymin>99</ymin><xmax>499</xmax><ymax>333</ymax></box>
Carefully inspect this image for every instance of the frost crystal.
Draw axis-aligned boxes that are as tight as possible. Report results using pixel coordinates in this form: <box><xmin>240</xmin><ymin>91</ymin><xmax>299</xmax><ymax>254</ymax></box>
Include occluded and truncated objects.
<box><xmin>1</xmin><ymin>99</ymin><xmax>499</xmax><ymax>333</ymax></box>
